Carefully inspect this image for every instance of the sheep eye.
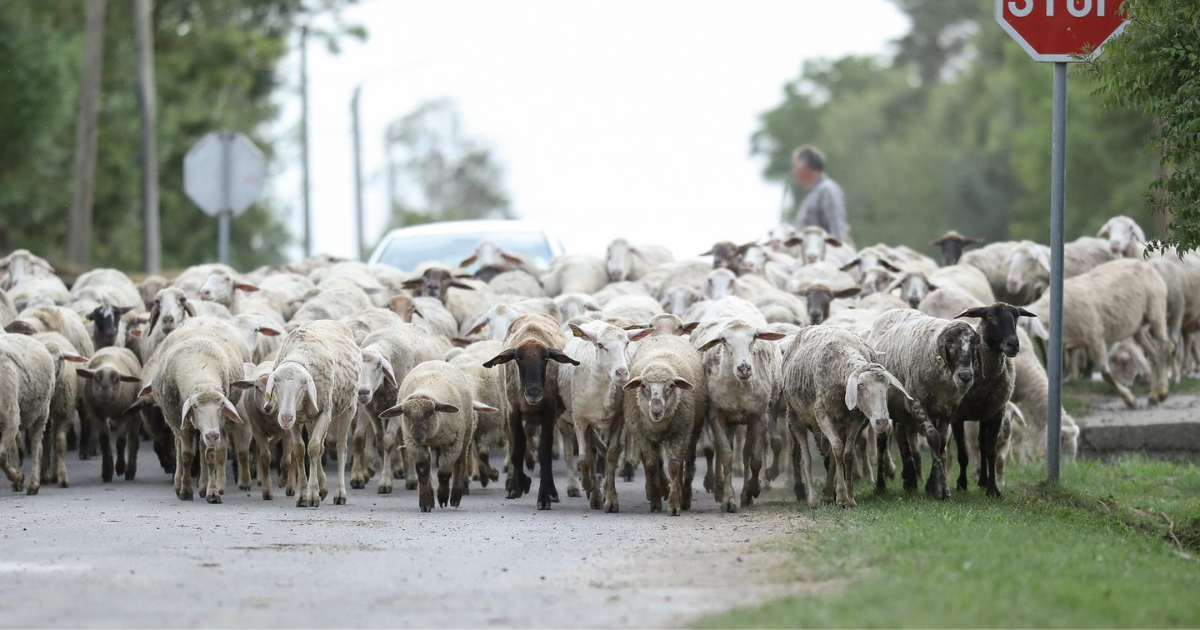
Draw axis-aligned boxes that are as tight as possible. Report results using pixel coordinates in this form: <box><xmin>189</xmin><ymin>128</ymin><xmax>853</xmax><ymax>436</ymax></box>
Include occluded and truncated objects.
<box><xmin>596</xmin><ymin>343</ymin><xmax>604</xmax><ymax>350</ymax></box>
<box><xmin>858</xmin><ymin>382</ymin><xmax>866</xmax><ymax>390</ymax></box>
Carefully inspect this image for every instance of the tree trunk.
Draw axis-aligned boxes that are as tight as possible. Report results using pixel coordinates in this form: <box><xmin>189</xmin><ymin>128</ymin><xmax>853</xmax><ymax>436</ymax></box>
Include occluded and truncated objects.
<box><xmin>67</xmin><ymin>0</ymin><xmax>107</xmax><ymax>267</ymax></box>
<box><xmin>134</xmin><ymin>0</ymin><xmax>160</xmax><ymax>273</ymax></box>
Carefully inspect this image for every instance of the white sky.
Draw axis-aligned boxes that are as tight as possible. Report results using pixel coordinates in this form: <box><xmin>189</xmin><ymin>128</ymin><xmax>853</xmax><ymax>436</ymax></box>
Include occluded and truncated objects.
<box><xmin>269</xmin><ymin>0</ymin><xmax>909</xmax><ymax>261</ymax></box>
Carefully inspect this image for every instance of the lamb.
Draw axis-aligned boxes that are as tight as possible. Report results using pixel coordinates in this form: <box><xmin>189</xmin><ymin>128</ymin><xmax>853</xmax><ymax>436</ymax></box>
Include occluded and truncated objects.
<box><xmin>9</xmin><ymin>275</ymin><xmax>71</xmax><ymax>310</ymax></box>
<box><xmin>691</xmin><ymin>318</ymin><xmax>785</xmax><ymax>512</ymax></box>
<box><xmin>0</xmin><ymin>333</ymin><xmax>54</xmax><ymax>494</ymax></box>
<box><xmin>0</xmin><ymin>249</ymin><xmax>56</xmax><ymax>290</ymax></box>
<box><xmin>354</xmin><ymin>325</ymin><xmax>452</xmax><ymax>492</ymax></box>
<box><xmin>1020</xmin><ymin>259</ymin><xmax>1172</xmax><ymax>407</ymax></box>
<box><xmin>605</xmin><ymin>238</ymin><xmax>674</xmax><ymax>282</ymax></box>
<box><xmin>487</xmin><ymin>270</ymin><xmax>544</xmax><ymax>298</ymax></box>
<box><xmin>888</xmin><ymin>265</ymin><xmax>995</xmax><ymax>309</ymax></box>
<box><xmin>866</xmin><ymin>309</ymin><xmax>981</xmax><ymax>499</ymax></box>
<box><xmin>781</xmin><ymin>326</ymin><xmax>910</xmax><ymax>507</ymax></box>
<box><xmin>1109</xmin><ymin>338</ymin><xmax>1152</xmax><ymax>389</ymax></box>
<box><xmin>918</xmin><ymin>287</ymin><xmax>1080</xmax><ymax>462</ymax></box>
<box><xmin>1098</xmin><ymin>215</ymin><xmax>1146</xmax><ymax>258</ymax></box>
<box><xmin>482</xmin><ymin>313</ymin><xmax>579</xmax><ymax>509</ymax></box>
<box><xmin>447</xmin><ymin>340</ymin><xmax>508</xmax><ymax>488</ymax></box>
<box><xmin>6</xmin><ymin>305</ymin><xmax>95</xmax><ymax>358</ymax></box>
<box><xmin>197</xmin><ymin>270</ymin><xmax>261</xmax><ymax>314</ymax></box>
<box><xmin>558</xmin><ymin>321</ymin><xmax>651</xmax><ymax>511</ymax></box>
<box><xmin>232</xmin><ymin>361</ymin><xmax>298</xmax><ymax>500</ymax></box>
<box><xmin>541</xmin><ymin>254</ymin><xmax>608</xmax><ymax>297</ymax></box>
<box><xmin>138</xmin><ymin>287</ymin><xmax>198</xmax><ymax>362</ymax></box>
<box><xmin>1005</xmin><ymin>237</ymin><xmax>1119</xmax><ymax>300</ymax></box>
<box><xmin>32</xmin><ymin>333</ymin><xmax>88</xmax><ymax>488</ymax></box>
<box><xmin>378</xmin><ymin>361</ymin><xmax>495</xmax><ymax>511</ymax></box>
<box><xmin>1145</xmin><ymin>249</ymin><xmax>1200</xmax><ymax>380</ymax></box>
<box><xmin>621</xmin><ymin>334</ymin><xmax>707</xmax><ymax>515</ymax></box>
<box><xmin>930</xmin><ymin>231</ymin><xmax>985</xmax><ymax>266</ymax></box>
<box><xmin>76</xmin><ymin>347</ymin><xmax>143</xmax><ymax>483</ymax></box>
<box><xmin>341</xmin><ymin>307</ymin><xmax>406</xmax><ymax>346</ymax></box>
<box><xmin>266</xmin><ymin>320</ymin><xmax>362</xmax><ymax>507</ymax></box>
<box><xmin>947</xmin><ymin>302</ymin><xmax>1037</xmax><ymax>498</ymax></box>
<box><xmin>145</xmin><ymin>329</ymin><xmax>246</xmax><ymax>502</ymax></box>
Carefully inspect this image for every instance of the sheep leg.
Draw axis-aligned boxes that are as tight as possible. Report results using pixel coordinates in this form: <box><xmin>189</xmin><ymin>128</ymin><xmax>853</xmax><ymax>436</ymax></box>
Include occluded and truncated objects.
<box><xmin>175</xmin><ymin>429</ymin><xmax>195</xmax><ymax>501</ymax></box>
<box><xmin>377</xmin><ymin>419</ymin><xmax>398</xmax><ymax>494</ymax></box>
<box><xmin>560</xmin><ymin>422</ymin><xmax>581</xmax><ymax>499</ymax></box>
<box><xmin>790</xmin><ymin>422</ymin><xmax>815</xmax><ymax>506</ymax></box>
<box><xmin>951</xmin><ymin>421</ymin><xmax>969</xmax><ymax>492</ymax></box>
<box><xmin>602</xmin><ymin>417</ymin><xmax>624</xmax><ymax>513</ymax></box>
<box><xmin>115</xmin><ymin>433</ymin><xmax>127</xmax><ymax>477</ymax></box>
<box><xmin>841</xmin><ymin>421</ymin><xmax>865</xmax><ymax>508</ymax></box>
<box><xmin>256</xmin><ymin>433</ymin><xmax>274</xmax><ymax>500</ymax></box>
<box><xmin>732</xmin><ymin>425</ymin><xmax>745</xmax><ymax>477</ymax></box>
<box><xmin>299</xmin><ymin>414</ymin><xmax>331</xmax><ymax>508</ymax></box>
<box><xmin>450</xmin><ymin>440</ymin><xmax>469</xmax><ymax>507</ymax></box>
<box><xmin>535</xmin><ymin>410</ymin><xmax>557</xmax><ymax>510</ymax></box>
<box><xmin>54</xmin><ymin>419</ymin><xmax>69</xmax><ymax>488</ymax></box>
<box><xmin>506</xmin><ymin>409</ymin><xmax>530</xmax><ymax>499</ymax></box>
<box><xmin>1136</xmin><ymin>327</ymin><xmax>1171</xmax><ymax>405</ymax></box>
<box><xmin>575</xmin><ymin>423</ymin><xmax>598</xmax><ymax>509</ymax></box>
<box><xmin>620</xmin><ymin>431</ymin><xmax>636</xmax><ymax>482</ymax></box>
<box><xmin>741</xmin><ymin>415</ymin><xmax>765</xmax><ymax>508</ymax></box>
<box><xmin>415</xmin><ymin>448</ymin><xmax>434</xmax><ymax>512</ymax></box>
<box><xmin>666</xmin><ymin>455</ymin><xmax>684</xmax><ymax>517</ymax></box>
<box><xmin>437</xmin><ymin>466</ymin><xmax>452</xmax><ymax>509</ymax></box>
<box><xmin>682</xmin><ymin>410</ymin><xmax>704</xmax><ymax>511</ymax></box>
<box><xmin>874</xmin><ymin>431</ymin><xmax>889</xmax><ymax>495</ymax></box>
<box><xmin>123</xmin><ymin>417</ymin><xmax>140</xmax><ymax>481</ymax></box>
<box><xmin>331</xmin><ymin>408</ymin><xmax>353</xmax><ymax>506</ymax></box>
<box><xmin>230</xmin><ymin>421</ymin><xmax>251</xmax><ymax>492</ymax></box>
<box><xmin>40</xmin><ymin>423</ymin><xmax>54</xmax><ymax>483</ymax></box>
<box><xmin>642</xmin><ymin>445</ymin><xmax>664</xmax><ymax>513</ymax></box>
<box><xmin>350</xmin><ymin>409</ymin><xmax>371</xmax><ymax>489</ymax></box>
<box><xmin>917</xmin><ymin>414</ymin><xmax>949</xmax><ymax>500</ymax></box>
<box><xmin>203</xmin><ymin>440</ymin><xmax>224</xmax><ymax>504</ymax></box>
<box><xmin>813</xmin><ymin>413</ymin><xmax>850</xmax><ymax>506</ymax></box>
<box><xmin>980</xmin><ymin>417</ymin><xmax>1002</xmax><ymax>499</ymax></box>
<box><xmin>23</xmin><ymin>413</ymin><xmax>47</xmax><ymax>495</ymax></box>
<box><xmin>1091</xmin><ymin>337</ymin><xmax>1136</xmax><ymax>407</ymax></box>
<box><xmin>709</xmin><ymin>412</ymin><xmax>736</xmax><ymax>512</ymax></box>
<box><xmin>895</xmin><ymin>425</ymin><xmax>918</xmax><ymax>492</ymax></box>
<box><xmin>98</xmin><ymin>415</ymin><xmax>114</xmax><ymax>483</ymax></box>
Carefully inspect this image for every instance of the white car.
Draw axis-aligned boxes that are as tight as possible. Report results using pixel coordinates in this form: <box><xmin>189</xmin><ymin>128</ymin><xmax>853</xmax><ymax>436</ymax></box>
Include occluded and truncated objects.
<box><xmin>368</xmin><ymin>220</ymin><xmax>566</xmax><ymax>273</ymax></box>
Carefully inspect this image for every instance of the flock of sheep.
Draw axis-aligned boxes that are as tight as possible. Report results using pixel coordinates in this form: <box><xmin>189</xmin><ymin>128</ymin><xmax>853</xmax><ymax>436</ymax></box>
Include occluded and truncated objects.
<box><xmin>0</xmin><ymin>213</ymin><xmax>1190</xmax><ymax>511</ymax></box>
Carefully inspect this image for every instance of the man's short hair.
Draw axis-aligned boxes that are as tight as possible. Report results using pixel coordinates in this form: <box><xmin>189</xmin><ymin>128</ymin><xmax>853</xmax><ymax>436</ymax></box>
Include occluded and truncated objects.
<box><xmin>792</xmin><ymin>145</ymin><xmax>826</xmax><ymax>172</ymax></box>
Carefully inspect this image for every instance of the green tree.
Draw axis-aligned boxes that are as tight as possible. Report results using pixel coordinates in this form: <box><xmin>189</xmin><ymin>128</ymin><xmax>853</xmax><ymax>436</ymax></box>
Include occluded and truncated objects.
<box><xmin>1088</xmin><ymin>0</ymin><xmax>1200</xmax><ymax>254</ymax></box>
<box><xmin>382</xmin><ymin>99</ymin><xmax>513</xmax><ymax>234</ymax></box>
<box><xmin>0</xmin><ymin>0</ymin><xmax>363</xmax><ymax>271</ymax></box>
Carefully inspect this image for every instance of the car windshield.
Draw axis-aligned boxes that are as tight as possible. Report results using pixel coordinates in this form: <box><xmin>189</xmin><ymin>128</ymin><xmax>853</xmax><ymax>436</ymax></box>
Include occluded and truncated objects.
<box><xmin>375</xmin><ymin>229</ymin><xmax>556</xmax><ymax>272</ymax></box>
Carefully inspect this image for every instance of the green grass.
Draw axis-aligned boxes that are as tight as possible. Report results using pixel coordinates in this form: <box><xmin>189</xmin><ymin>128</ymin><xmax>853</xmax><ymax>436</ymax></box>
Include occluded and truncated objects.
<box><xmin>695</xmin><ymin>457</ymin><xmax>1200</xmax><ymax>629</ymax></box>
<box><xmin>1061</xmin><ymin>377</ymin><xmax>1200</xmax><ymax>417</ymax></box>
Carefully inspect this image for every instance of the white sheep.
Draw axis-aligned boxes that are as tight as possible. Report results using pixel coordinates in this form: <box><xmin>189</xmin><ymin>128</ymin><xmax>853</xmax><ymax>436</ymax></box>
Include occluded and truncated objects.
<box><xmin>605</xmin><ymin>238</ymin><xmax>674</xmax><ymax>282</ymax></box>
<box><xmin>0</xmin><ymin>249</ymin><xmax>56</xmax><ymax>290</ymax></box>
<box><xmin>888</xmin><ymin>265</ymin><xmax>995</xmax><ymax>309</ymax></box>
<box><xmin>71</xmin><ymin>268</ymin><xmax>143</xmax><ymax>310</ymax></box>
<box><xmin>960</xmin><ymin>241</ymin><xmax>1023</xmax><ymax>303</ymax></box>
<box><xmin>447</xmin><ymin>340</ymin><xmax>508</xmax><ymax>488</ymax></box>
<box><xmin>171</xmin><ymin>263</ymin><xmax>237</xmax><ymax>297</ymax></box>
<box><xmin>9</xmin><ymin>275</ymin><xmax>71</xmax><ymax>310</ymax></box>
<box><xmin>232</xmin><ymin>361</ymin><xmax>299</xmax><ymax>500</ymax></box>
<box><xmin>138</xmin><ymin>287</ymin><xmax>198</xmax><ymax>363</ymax></box>
<box><xmin>464</xmin><ymin>299</ymin><xmax>561</xmax><ymax>342</ymax></box>
<box><xmin>197</xmin><ymin>270</ymin><xmax>262</xmax><ymax>314</ymax></box>
<box><xmin>487</xmin><ymin>270</ymin><xmax>544</xmax><ymax>298</ymax></box>
<box><xmin>0</xmin><ymin>333</ymin><xmax>54</xmax><ymax>494</ymax></box>
<box><xmin>1098</xmin><ymin>215</ymin><xmax>1146</xmax><ymax>258</ymax></box>
<box><xmin>7</xmin><ymin>305</ymin><xmax>95</xmax><ymax>358</ymax></box>
<box><xmin>0</xmin><ymin>288</ymin><xmax>16</xmax><ymax>327</ymax></box>
<box><xmin>621</xmin><ymin>334</ymin><xmax>708</xmax><ymax>515</ymax></box>
<box><xmin>683</xmin><ymin>296</ymin><xmax>768</xmax><ymax>327</ymax></box>
<box><xmin>553</xmin><ymin>293</ymin><xmax>601</xmax><ymax>322</ymax></box>
<box><xmin>286</xmin><ymin>286</ymin><xmax>374</xmax><ymax>331</ymax></box>
<box><xmin>602</xmin><ymin>294</ymin><xmax>664</xmax><ymax>325</ymax></box>
<box><xmin>541</xmin><ymin>254</ymin><xmax>608</xmax><ymax>297</ymax></box>
<box><xmin>267</xmin><ymin>320</ymin><xmax>362</xmax><ymax>507</ymax></box>
<box><xmin>781</xmin><ymin>326</ymin><xmax>910</xmax><ymax>507</ymax></box>
<box><xmin>231</xmin><ymin>312</ymin><xmax>285</xmax><ymax>364</ymax></box>
<box><xmin>691</xmin><ymin>318</ymin><xmax>785</xmax><ymax>512</ymax></box>
<box><xmin>341</xmin><ymin>307</ymin><xmax>406</xmax><ymax>346</ymax></box>
<box><xmin>33</xmin><ymin>333</ymin><xmax>89</xmax><ymax>488</ymax></box>
<box><xmin>1005</xmin><ymin>237</ymin><xmax>1118</xmax><ymax>301</ymax></box>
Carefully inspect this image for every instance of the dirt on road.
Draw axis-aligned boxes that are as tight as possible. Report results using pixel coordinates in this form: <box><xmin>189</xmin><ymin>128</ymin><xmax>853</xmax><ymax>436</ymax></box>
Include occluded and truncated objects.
<box><xmin>0</xmin><ymin>456</ymin><xmax>813</xmax><ymax>628</ymax></box>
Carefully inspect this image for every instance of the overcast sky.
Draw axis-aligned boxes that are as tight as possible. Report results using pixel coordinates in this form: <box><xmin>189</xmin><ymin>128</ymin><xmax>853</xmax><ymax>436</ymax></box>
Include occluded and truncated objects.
<box><xmin>269</xmin><ymin>1</ymin><xmax>909</xmax><ymax>261</ymax></box>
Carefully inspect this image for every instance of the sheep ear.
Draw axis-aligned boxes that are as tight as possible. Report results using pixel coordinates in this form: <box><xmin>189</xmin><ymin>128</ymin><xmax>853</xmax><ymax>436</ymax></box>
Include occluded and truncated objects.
<box><xmin>839</xmin><ymin>259</ymin><xmax>861</xmax><ymax>271</ymax></box>
<box><xmin>222</xmin><ymin>396</ymin><xmax>243</xmax><ymax>424</ymax></box>
<box><xmin>119</xmin><ymin>373</ymin><xmax>142</xmax><ymax>383</ymax></box>
<box><xmin>735</xmin><ymin>241</ymin><xmax>757</xmax><ymax>254</ymax></box>
<box><xmin>448</xmin><ymin>281</ymin><xmax>476</xmax><ymax>291</ymax></box>
<box><xmin>62</xmin><ymin>353</ymin><xmax>88</xmax><ymax>363</ymax></box>
<box><xmin>482</xmin><ymin>349</ymin><xmax>516</xmax><ymax>368</ymax></box>
<box><xmin>844</xmin><ymin>373</ymin><xmax>858</xmax><ymax>411</ymax></box>
<box><xmin>433</xmin><ymin>402</ymin><xmax>460</xmax><ymax>414</ymax></box>
<box><xmin>401</xmin><ymin>278</ymin><xmax>423</xmax><ymax>289</ymax></box>
<box><xmin>568</xmin><ymin>323</ymin><xmax>589</xmax><ymax>340</ymax></box>
<box><xmin>139</xmin><ymin>384</ymin><xmax>154</xmax><ymax>398</ymax></box>
<box><xmin>451</xmin><ymin>337</ymin><xmax>474</xmax><ymax>347</ymax></box>
<box><xmin>627</xmin><ymin>328</ymin><xmax>653</xmax><ymax>342</ymax></box>
<box><xmin>886</xmin><ymin>277</ymin><xmax>904</xmax><ymax>293</ymax></box>
<box><xmin>698</xmin><ymin>337</ymin><xmax>723</xmax><ymax>352</ymax></box>
<box><xmin>1097</xmin><ymin>220</ymin><xmax>1112</xmax><ymax>238</ymax></box>
<box><xmin>681</xmin><ymin>321</ymin><xmax>700</xmax><ymax>335</ymax></box>
<box><xmin>183</xmin><ymin>300</ymin><xmax>197</xmax><ymax>317</ymax></box>
<box><xmin>1132</xmin><ymin>223</ymin><xmax>1146</xmax><ymax>243</ymax></box>
<box><xmin>825</xmin><ymin>237</ymin><xmax>842</xmax><ymax>247</ymax></box>
<box><xmin>583</xmin><ymin>303</ymin><xmax>601</xmax><ymax>312</ymax></box>
<box><xmin>1016</xmin><ymin>307</ymin><xmax>1037</xmax><ymax>318</ymax></box>
<box><xmin>235</xmin><ymin>282</ymin><xmax>260</xmax><ymax>293</ymax></box>
<box><xmin>258</xmin><ymin>325</ymin><xmax>282</xmax><ymax>337</ymax></box>
<box><xmin>622</xmin><ymin>378</ymin><xmax>642</xmax><ymax>391</ymax></box>
<box><xmin>548</xmin><ymin>349</ymin><xmax>580</xmax><ymax>366</ymax></box>
<box><xmin>232</xmin><ymin>380</ymin><xmax>257</xmax><ymax>391</ymax></box>
<box><xmin>378</xmin><ymin>404</ymin><xmax>404</xmax><ymax>419</ymax></box>
<box><xmin>879</xmin><ymin>260</ymin><xmax>902</xmax><ymax>273</ymax></box>
<box><xmin>699</xmin><ymin>248</ymin><xmax>715</xmax><ymax>256</ymax></box>
<box><xmin>305</xmin><ymin>375</ymin><xmax>320</xmax><ymax>413</ymax></box>
<box><xmin>181</xmin><ymin>396</ymin><xmax>194</xmax><ymax>429</ymax></box>
<box><xmin>501</xmin><ymin>253</ymin><xmax>525</xmax><ymax>265</ymax></box>
<box><xmin>459</xmin><ymin>254</ymin><xmax>478</xmax><ymax>267</ymax></box>
<box><xmin>379</xmin><ymin>356</ymin><xmax>397</xmax><ymax>388</ymax></box>
<box><xmin>472</xmin><ymin>400</ymin><xmax>499</xmax><ymax>413</ymax></box>
<box><xmin>956</xmin><ymin>307</ymin><xmax>988</xmax><ymax>320</ymax></box>
<box><xmin>754</xmin><ymin>331</ymin><xmax>786</xmax><ymax>341</ymax></box>
<box><xmin>882</xmin><ymin>370</ymin><xmax>913</xmax><ymax>401</ymax></box>
<box><xmin>929</xmin><ymin>237</ymin><xmax>945</xmax><ymax>246</ymax></box>
<box><xmin>834</xmin><ymin>287</ymin><xmax>861</xmax><ymax>299</ymax></box>
<box><xmin>467</xmin><ymin>317</ymin><xmax>488</xmax><ymax>336</ymax></box>
<box><xmin>671</xmin><ymin>378</ymin><xmax>694</xmax><ymax>391</ymax></box>
<box><xmin>783</xmin><ymin>237</ymin><xmax>802</xmax><ymax>247</ymax></box>
<box><xmin>411</xmin><ymin>305</ymin><xmax>425</xmax><ymax>320</ymax></box>
<box><xmin>76</xmin><ymin>368</ymin><xmax>97</xmax><ymax>380</ymax></box>
<box><xmin>1007</xmin><ymin>402</ymin><xmax>1026</xmax><ymax>426</ymax></box>
<box><xmin>964</xmin><ymin>237</ymin><xmax>985</xmax><ymax>245</ymax></box>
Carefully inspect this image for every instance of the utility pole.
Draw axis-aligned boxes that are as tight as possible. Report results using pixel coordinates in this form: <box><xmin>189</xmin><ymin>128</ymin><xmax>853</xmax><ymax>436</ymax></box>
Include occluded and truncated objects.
<box><xmin>351</xmin><ymin>85</ymin><xmax>365</xmax><ymax>260</ymax></box>
<box><xmin>134</xmin><ymin>0</ymin><xmax>160</xmax><ymax>273</ymax></box>
<box><xmin>299</xmin><ymin>25</ymin><xmax>312</xmax><ymax>259</ymax></box>
<box><xmin>67</xmin><ymin>0</ymin><xmax>108</xmax><ymax>268</ymax></box>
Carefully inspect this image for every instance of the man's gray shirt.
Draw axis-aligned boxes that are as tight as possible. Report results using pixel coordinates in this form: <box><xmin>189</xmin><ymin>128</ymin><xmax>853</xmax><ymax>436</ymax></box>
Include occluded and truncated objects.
<box><xmin>795</xmin><ymin>174</ymin><xmax>849</xmax><ymax>242</ymax></box>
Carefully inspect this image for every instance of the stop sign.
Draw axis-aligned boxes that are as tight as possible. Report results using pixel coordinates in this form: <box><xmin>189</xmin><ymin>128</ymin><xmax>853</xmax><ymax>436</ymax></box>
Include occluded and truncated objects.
<box><xmin>997</xmin><ymin>0</ymin><xmax>1129</xmax><ymax>62</ymax></box>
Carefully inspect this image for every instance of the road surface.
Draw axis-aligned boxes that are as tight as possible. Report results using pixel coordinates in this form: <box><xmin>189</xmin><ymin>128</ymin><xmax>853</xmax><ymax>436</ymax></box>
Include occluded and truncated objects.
<box><xmin>0</xmin><ymin>454</ymin><xmax>811</xmax><ymax>628</ymax></box>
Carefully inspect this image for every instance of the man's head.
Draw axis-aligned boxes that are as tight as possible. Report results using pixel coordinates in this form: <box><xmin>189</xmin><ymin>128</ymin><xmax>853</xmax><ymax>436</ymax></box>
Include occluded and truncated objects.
<box><xmin>792</xmin><ymin>145</ymin><xmax>826</xmax><ymax>190</ymax></box>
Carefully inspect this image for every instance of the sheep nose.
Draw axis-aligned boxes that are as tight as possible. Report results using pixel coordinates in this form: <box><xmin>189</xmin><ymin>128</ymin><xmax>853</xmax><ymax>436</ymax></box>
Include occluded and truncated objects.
<box><xmin>614</xmin><ymin>367</ymin><xmax>629</xmax><ymax>382</ymax></box>
<box><xmin>198</xmin><ymin>290</ymin><xmax>211</xmax><ymax>300</ymax></box>
<box><xmin>806</xmin><ymin>254</ymin><xmax>818</xmax><ymax>263</ymax></box>
<box><xmin>161</xmin><ymin>315</ymin><xmax>175</xmax><ymax>325</ymax></box>
<box><xmin>203</xmin><ymin>431</ymin><xmax>221</xmax><ymax>445</ymax></box>
<box><xmin>357</xmin><ymin>387</ymin><xmax>371</xmax><ymax>398</ymax></box>
<box><xmin>1002</xmin><ymin>341</ymin><xmax>1019</xmax><ymax>357</ymax></box>
<box><xmin>1110</xmin><ymin>241</ymin><xmax>1122</xmax><ymax>254</ymax></box>
<box><xmin>874</xmin><ymin>419</ymin><xmax>891</xmax><ymax>434</ymax></box>
<box><xmin>736</xmin><ymin>364</ymin><xmax>752</xmax><ymax>379</ymax></box>
<box><xmin>279</xmin><ymin>413</ymin><xmax>295</xmax><ymax>428</ymax></box>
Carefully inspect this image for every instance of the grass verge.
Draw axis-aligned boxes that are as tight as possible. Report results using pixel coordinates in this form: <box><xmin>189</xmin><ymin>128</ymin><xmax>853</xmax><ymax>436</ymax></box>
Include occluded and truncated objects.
<box><xmin>695</xmin><ymin>457</ymin><xmax>1200</xmax><ymax>629</ymax></box>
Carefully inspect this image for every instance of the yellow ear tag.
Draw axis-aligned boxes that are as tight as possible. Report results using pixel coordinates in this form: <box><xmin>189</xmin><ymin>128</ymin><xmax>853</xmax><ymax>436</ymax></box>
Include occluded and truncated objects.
<box><xmin>263</xmin><ymin>391</ymin><xmax>273</xmax><ymax>404</ymax></box>
<box><xmin>936</xmin><ymin>356</ymin><xmax>946</xmax><ymax>368</ymax></box>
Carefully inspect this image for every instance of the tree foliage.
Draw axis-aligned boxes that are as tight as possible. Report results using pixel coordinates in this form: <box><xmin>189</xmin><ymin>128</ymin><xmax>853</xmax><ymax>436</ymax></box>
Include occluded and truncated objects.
<box><xmin>754</xmin><ymin>0</ymin><xmax>1159</xmax><ymax>254</ymax></box>
<box><xmin>0</xmin><ymin>0</ymin><xmax>362</xmax><ymax>271</ymax></box>
<box><xmin>382</xmin><ymin>99</ymin><xmax>513</xmax><ymax>236</ymax></box>
<box><xmin>1087</xmin><ymin>0</ymin><xmax>1200</xmax><ymax>254</ymax></box>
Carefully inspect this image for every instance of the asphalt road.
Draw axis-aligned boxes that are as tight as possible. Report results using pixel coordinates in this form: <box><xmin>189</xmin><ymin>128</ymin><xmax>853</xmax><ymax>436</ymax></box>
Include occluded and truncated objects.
<box><xmin>0</xmin><ymin>452</ymin><xmax>810</xmax><ymax>628</ymax></box>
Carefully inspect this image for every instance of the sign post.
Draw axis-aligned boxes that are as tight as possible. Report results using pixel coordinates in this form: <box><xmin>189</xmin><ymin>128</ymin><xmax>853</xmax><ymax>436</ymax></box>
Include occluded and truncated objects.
<box><xmin>997</xmin><ymin>0</ymin><xmax>1129</xmax><ymax>481</ymax></box>
<box><xmin>184</xmin><ymin>131</ymin><xmax>266</xmax><ymax>265</ymax></box>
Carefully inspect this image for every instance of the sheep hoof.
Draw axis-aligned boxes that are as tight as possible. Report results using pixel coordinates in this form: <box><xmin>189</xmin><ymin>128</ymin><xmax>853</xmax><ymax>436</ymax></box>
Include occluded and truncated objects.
<box><xmin>567</xmin><ymin>487</ymin><xmax>581</xmax><ymax>498</ymax></box>
<box><xmin>669</xmin><ymin>507</ymin><xmax>680</xmax><ymax>516</ymax></box>
<box><xmin>537</xmin><ymin>500</ymin><xmax>552</xmax><ymax>510</ymax></box>
<box><xmin>178</xmin><ymin>490</ymin><xmax>193</xmax><ymax>501</ymax></box>
<box><xmin>406</xmin><ymin>480</ymin><xmax>418</xmax><ymax>491</ymax></box>
<box><xmin>25</xmin><ymin>485</ymin><xmax>39</xmax><ymax>496</ymax></box>
<box><xmin>794</xmin><ymin>483</ymin><xmax>808</xmax><ymax>502</ymax></box>
<box><xmin>986</xmin><ymin>486</ymin><xmax>1003</xmax><ymax>499</ymax></box>
<box><xmin>722</xmin><ymin>499</ymin><xmax>738</xmax><ymax>514</ymax></box>
<box><xmin>262</xmin><ymin>492</ymin><xmax>272</xmax><ymax>501</ymax></box>
<box><xmin>285</xmin><ymin>487</ymin><xmax>295</xmax><ymax>497</ymax></box>
<box><xmin>487</xmin><ymin>469</ymin><xmax>499</xmax><ymax>482</ymax></box>
<box><xmin>239</xmin><ymin>483</ymin><xmax>251</xmax><ymax>492</ymax></box>
<box><xmin>605</xmin><ymin>501</ymin><xmax>619</xmax><ymax>513</ymax></box>
<box><xmin>319</xmin><ymin>488</ymin><xmax>328</xmax><ymax>500</ymax></box>
<box><xmin>206</xmin><ymin>493</ymin><xmax>222</xmax><ymax>504</ymax></box>
<box><xmin>198</xmin><ymin>488</ymin><xmax>207</xmax><ymax>498</ymax></box>
<box><xmin>377</xmin><ymin>484</ymin><xmax>392</xmax><ymax>495</ymax></box>
<box><xmin>350</xmin><ymin>478</ymin><xmax>365</xmax><ymax>490</ymax></box>
<box><xmin>59</xmin><ymin>481</ymin><xmax>69</xmax><ymax>489</ymax></box>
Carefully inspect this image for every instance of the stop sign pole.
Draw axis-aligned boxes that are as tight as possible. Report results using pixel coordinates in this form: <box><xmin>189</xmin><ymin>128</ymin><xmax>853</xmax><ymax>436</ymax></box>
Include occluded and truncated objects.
<box><xmin>997</xmin><ymin>0</ymin><xmax>1129</xmax><ymax>482</ymax></box>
